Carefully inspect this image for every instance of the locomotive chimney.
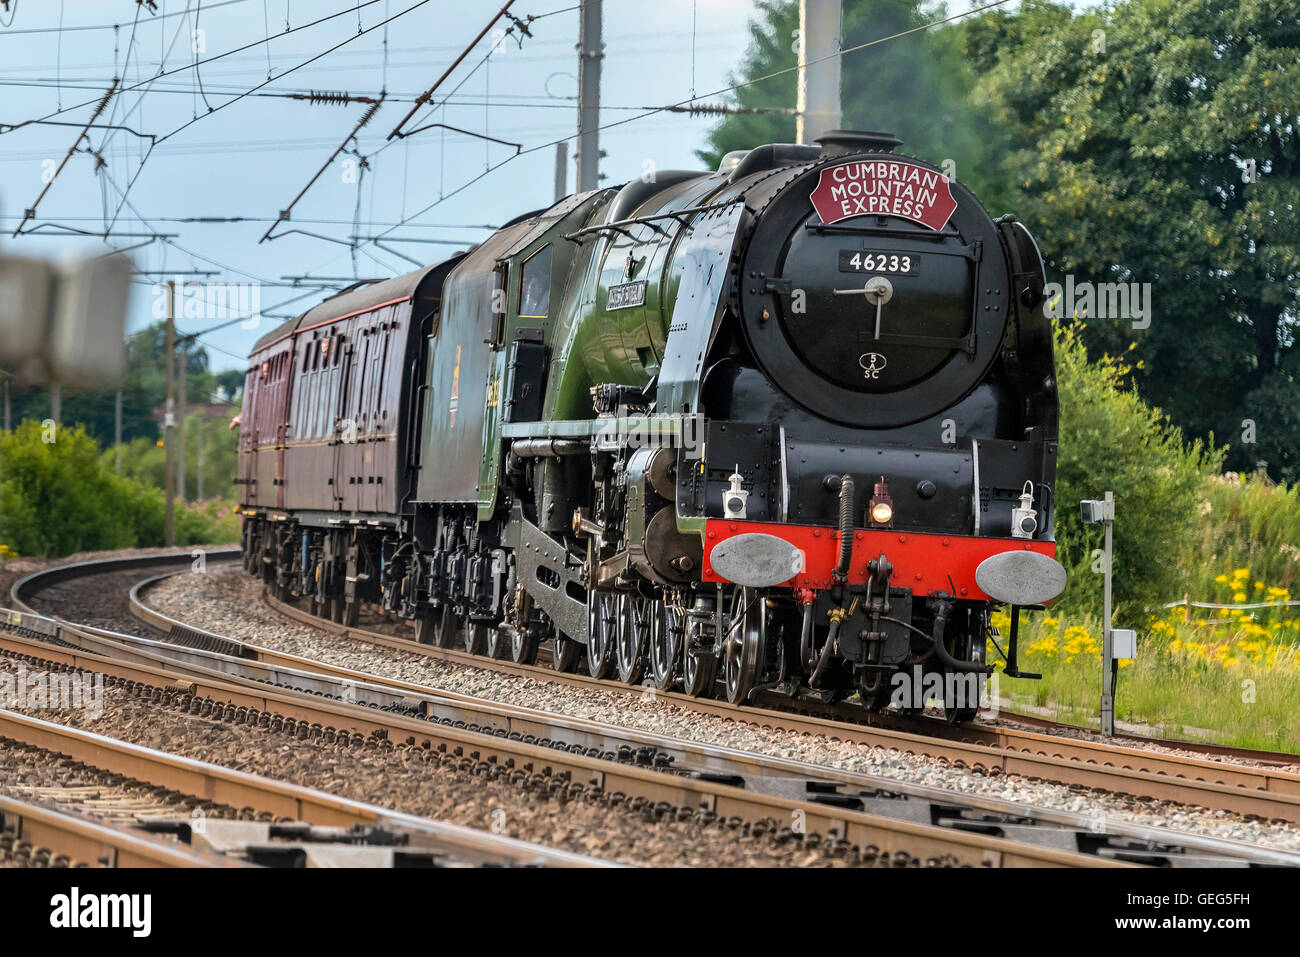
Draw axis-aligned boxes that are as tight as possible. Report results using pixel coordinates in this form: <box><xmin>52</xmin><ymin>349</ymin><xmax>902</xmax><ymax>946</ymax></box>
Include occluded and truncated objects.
<box><xmin>815</xmin><ymin>129</ymin><xmax>902</xmax><ymax>157</ymax></box>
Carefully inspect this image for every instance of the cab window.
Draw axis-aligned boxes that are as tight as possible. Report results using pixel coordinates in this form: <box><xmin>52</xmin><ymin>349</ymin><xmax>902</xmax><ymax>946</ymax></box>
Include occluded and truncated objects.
<box><xmin>518</xmin><ymin>244</ymin><xmax>552</xmax><ymax>319</ymax></box>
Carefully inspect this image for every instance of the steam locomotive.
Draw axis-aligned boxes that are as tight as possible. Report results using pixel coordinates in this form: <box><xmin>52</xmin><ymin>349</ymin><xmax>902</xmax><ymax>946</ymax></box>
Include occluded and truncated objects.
<box><xmin>237</xmin><ymin>130</ymin><xmax>1066</xmax><ymax>719</ymax></box>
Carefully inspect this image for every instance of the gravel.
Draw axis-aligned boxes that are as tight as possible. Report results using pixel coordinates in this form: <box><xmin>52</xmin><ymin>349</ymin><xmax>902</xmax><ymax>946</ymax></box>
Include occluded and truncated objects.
<box><xmin>141</xmin><ymin>563</ymin><xmax>1300</xmax><ymax>853</ymax></box>
<box><xmin>0</xmin><ymin>655</ymin><xmax>885</xmax><ymax>867</ymax></box>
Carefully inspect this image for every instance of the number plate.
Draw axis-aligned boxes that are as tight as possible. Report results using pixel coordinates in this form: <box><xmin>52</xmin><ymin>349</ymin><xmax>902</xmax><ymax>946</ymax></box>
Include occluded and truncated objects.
<box><xmin>838</xmin><ymin>250</ymin><xmax>919</xmax><ymax>275</ymax></box>
<box><xmin>606</xmin><ymin>279</ymin><xmax>647</xmax><ymax>311</ymax></box>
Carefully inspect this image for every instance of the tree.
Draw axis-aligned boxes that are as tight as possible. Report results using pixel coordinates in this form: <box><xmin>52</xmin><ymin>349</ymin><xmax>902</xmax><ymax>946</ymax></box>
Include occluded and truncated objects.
<box><xmin>5</xmin><ymin>320</ymin><xmax>241</xmax><ymax>450</ymax></box>
<box><xmin>966</xmin><ymin>0</ymin><xmax>1300</xmax><ymax>480</ymax></box>
<box><xmin>697</xmin><ymin>0</ymin><xmax>1005</xmax><ymax>202</ymax></box>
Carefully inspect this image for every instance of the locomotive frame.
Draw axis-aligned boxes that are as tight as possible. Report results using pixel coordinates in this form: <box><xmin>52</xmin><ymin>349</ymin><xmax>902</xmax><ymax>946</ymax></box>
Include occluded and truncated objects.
<box><xmin>238</xmin><ymin>130</ymin><xmax>1066</xmax><ymax>719</ymax></box>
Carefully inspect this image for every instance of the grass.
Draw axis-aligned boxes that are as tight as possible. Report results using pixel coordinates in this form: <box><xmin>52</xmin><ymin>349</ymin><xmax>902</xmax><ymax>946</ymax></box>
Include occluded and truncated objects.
<box><xmin>990</xmin><ymin>467</ymin><xmax>1300</xmax><ymax>754</ymax></box>
<box><xmin>989</xmin><ymin>578</ymin><xmax>1300</xmax><ymax>752</ymax></box>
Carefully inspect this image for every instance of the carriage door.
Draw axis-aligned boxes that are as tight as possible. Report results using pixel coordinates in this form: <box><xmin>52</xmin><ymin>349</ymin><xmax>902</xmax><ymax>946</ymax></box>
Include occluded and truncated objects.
<box><xmin>345</xmin><ymin>319</ymin><xmax>373</xmax><ymax>513</ymax></box>
<box><xmin>364</xmin><ymin>311</ymin><xmax>392</xmax><ymax>512</ymax></box>
<box><xmin>241</xmin><ymin>367</ymin><xmax>259</xmax><ymax>506</ymax></box>
<box><xmin>274</xmin><ymin>351</ymin><xmax>291</xmax><ymax>510</ymax></box>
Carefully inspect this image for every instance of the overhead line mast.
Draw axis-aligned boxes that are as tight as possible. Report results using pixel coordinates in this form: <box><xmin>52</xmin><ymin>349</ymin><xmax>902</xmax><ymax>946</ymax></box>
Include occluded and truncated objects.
<box><xmin>796</xmin><ymin>0</ymin><xmax>843</xmax><ymax>144</ymax></box>
<box><xmin>575</xmin><ymin>0</ymin><xmax>603</xmax><ymax>191</ymax></box>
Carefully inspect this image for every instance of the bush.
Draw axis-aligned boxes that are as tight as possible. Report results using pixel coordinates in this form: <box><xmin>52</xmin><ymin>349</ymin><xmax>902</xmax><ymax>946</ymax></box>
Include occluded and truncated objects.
<box><xmin>0</xmin><ymin>421</ymin><xmax>164</xmax><ymax>556</ymax></box>
<box><xmin>1187</xmin><ymin>474</ymin><xmax>1300</xmax><ymax>598</ymax></box>
<box><xmin>1052</xmin><ymin>322</ymin><xmax>1224</xmax><ymax>619</ymax></box>
<box><xmin>176</xmin><ymin>498</ymin><xmax>241</xmax><ymax>545</ymax></box>
<box><xmin>102</xmin><ymin>436</ymin><xmax>168</xmax><ymax>491</ymax></box>
<box><xmin>99</xmin><ymin>410</ymin><xmax>239</xmax><ymax>502</ymax></box>
<box><xmin>0</xmin><ymin>421</ymin><xmax>240</xmax><ymax>556</ymax></box>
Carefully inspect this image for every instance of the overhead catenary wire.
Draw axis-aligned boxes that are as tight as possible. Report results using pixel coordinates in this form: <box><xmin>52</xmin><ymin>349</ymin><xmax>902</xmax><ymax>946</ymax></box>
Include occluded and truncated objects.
<box><xmin>0</xmin><ymin>213</ymin><xmax>497</xmax><ymax>229</ymax></box>
<box><xmin>0</xmin><ymin>0</ymin><xmax>393</xmax><ymax>136</ymax></box>
<box><xmin>11</xmin><ymin>0</ymin><xmax>1012</xmax><ymax>363</ymax></box>
<box><xmin>0</xmin><ymin>0</ymin><xmax>248</xmax><ymax>35</ymax></box>
<box><xmin>11</xmin><ymin>78</ymin><xmax>119</xmax><ymax>236</ymax></box>
<box><xmin>346</xmin><ymin>0</ymin><xmax>1017</xmax><ymax>262</ymax></box>
<box><xmin>48</xmin><ymin>0</ymin><xmax>434</xmax><ymax>246</ymax></box>
<box><xmin>259</xmin><ymin>93</ymin><xmax>386</xmax><ymax>242</ymax></box>
<box><xmin>386</xmin><ymin>1</ymin><xmax>518</xmax><ymax>141</ymax></box>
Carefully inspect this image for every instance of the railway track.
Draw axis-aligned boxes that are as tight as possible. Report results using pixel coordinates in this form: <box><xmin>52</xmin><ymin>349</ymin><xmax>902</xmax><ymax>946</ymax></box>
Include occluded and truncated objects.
<box><xmin>25</xmin><ymin>551</ymin><xmax>1296</xmax><ymax>770</ymax></box>
<box><xmin>1</xmin><ymin>554</ymin><xmax>1156</xmax><ymax>868</ymax></box>
<box><xmin>0</xmin><ymin>709</ymin><xmax>599</xmax><ymax>868</ymax></box>
<box><xmin>9</xmin><ymin>552</ymin><xmax>1300</xmax><ymax>866</ymax></box>
<box><xmin>247</xmin><ymin>578</ymin><xmax>1300</xmax><ymax>820</ymax></box>
<box><xmin>0</xmin><ymin>792</ymin><xmax>237</xmax><ymax>868</ymax></box>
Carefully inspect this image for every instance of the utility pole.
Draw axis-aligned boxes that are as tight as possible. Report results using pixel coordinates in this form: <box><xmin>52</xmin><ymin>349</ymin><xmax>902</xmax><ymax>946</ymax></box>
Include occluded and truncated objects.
<box><xmin>49</xmin><ymin>384</ymin><xmax>60</xmax><ymax>425</ymax></box>
<box><xmin>196</xmin><ymin>415</ymin><xmax>204</xmax><ymax>501</ymax></box>
<box><xmin>576</xmin><ymin>0</ymin><xmax>603</xmax><ymax>191</ymax></box>
<box><xmin>114</xmin><ymin>390</ymin><xmax>122</xmax><ymax>473</ymax></box>
<box><xmin>796</xmin><ymin>0</ymin><xmax>843</xmax><ymax>144</ymax></box>
<box><xmin>164</xmin><ymin>281</ymin><xmax>176</xmax><ymax>547</ymax></box>
<box><xmin>177</xmin><ymin>340</ymin><xmax>187</xmax><ymax>502</ymax></box>
<box><xmin>554</xmin><ymin>141</ymin><xmax>568</xmax><ymax>202</ymax></box>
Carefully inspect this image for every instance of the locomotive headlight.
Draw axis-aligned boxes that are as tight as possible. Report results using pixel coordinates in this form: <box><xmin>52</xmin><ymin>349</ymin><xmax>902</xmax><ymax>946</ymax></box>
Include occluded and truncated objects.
<box><xmin>868</xmin><ymin>477</ymin><xmax>894</xmax><ymax>528</ymax></box>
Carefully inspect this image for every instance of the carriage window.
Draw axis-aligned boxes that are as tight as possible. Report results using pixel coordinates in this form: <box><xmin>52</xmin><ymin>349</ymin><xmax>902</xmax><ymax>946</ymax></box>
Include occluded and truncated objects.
<box><xmin>518</xmin><ymin>244</ymin><xmax>551</xmax><ymax>319</ymax></box>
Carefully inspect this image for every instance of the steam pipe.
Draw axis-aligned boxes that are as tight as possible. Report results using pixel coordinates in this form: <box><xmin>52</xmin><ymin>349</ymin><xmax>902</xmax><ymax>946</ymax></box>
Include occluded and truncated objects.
<box><xmin>834</xmin><ymin>474</ymin><xmax>854</xmax><ymax>582</ymax></box>
<box><xmin>930</xmin><ymin>601</ymin><xmax>994</xmax><ymax>674</ymax></box>
<box><xmin>798</xmin><ymin>600</ymin><xmax>815</xmax><ymax>671</ymax></box>
<box><xmin>511</xmin><ymin>438</ymin><xmax>588</xmax><ymax>457</ymax></box>
<box><xmin>809</xmin><ymin>614</ymin><xmax>842</xmax><ymax>689</ymax></box>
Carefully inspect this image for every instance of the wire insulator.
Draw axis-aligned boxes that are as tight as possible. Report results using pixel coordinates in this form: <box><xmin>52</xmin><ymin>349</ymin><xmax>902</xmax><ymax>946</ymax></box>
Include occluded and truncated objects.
<box><xmin>293</xmin><ymin>90</ymin><xmax>379</xmax><ymax>107</ymax></box>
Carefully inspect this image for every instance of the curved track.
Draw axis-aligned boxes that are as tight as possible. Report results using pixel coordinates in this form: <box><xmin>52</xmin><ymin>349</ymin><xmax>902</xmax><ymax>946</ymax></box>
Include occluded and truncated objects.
<box><xmin>0</xmin><ymin>553</ymin><xmax>1159</xmax><ymax>868</ymax></box>
<box><xmin>11</xmin><ymin>553</ymin><xmax>1300</xmax><ymax>865</ymax></box>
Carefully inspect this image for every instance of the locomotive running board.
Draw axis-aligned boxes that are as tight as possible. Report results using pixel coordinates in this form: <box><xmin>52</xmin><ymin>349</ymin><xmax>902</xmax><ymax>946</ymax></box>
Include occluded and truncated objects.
<box><xmin>509</xmin><ymin>506</ymin><xmax>590</xmax><ymax>644</ymax></box>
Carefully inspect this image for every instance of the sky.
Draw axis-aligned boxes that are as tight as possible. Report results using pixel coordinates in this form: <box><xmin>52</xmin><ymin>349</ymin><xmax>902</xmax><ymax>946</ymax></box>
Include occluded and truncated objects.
<box><xmin>0</xmin><ymin>0</ymin><xmax>1014</xmax><ymax>379</ymax></box>
<box><xmin>0</xmin><ymin>0</ymin><xmax>759</xmax><ymax>375</ymax></box>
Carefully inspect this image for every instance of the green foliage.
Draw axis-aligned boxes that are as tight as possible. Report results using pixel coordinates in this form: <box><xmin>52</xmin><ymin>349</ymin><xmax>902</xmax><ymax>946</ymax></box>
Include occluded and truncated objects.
<box><xmin>965</xmin><ymin>0</ymin><xmax>1300</xmax><ymax>481</ymax></box>
<box><xmin>1052</xmin><ymin>323</ymin><xmax>1224</xmax><ymax>618</ymax></box>
<box><xmin>105</xmin><ymin>437</ymin><xmax>168</xmax><ymax>491</ymax></box>
<box><xmin>175</xmin><ymin>498</ymin><xmax>241</xmax><ymax>546</ymax></box>
<box><xmin>1001</xmin><ymin>616</ymin><xmax>1300</xmax><ymax>751</ymax></box>
<box><xmin>0</xmin><ymin>421</ymin><xmax>239</xmax><ymax>557</ymax></box>
<box><xmin>6</xmin><ymin>319</ymin><xmax>244</xmax><ymax>451</ymax></box>
<box><xmin>100</xmin><ymin>407</ymin><xmax>240</xmax><ymax>502</ymax></box>
<box><xmin>0</xmin><ymin>421</ymin><xmax>163</xmax><ymax>556</ymax></box>
<box><xmin>1189</xmin><ymin>473</ymin><xmax>1300</xmax><ymax>596</ymax></box>
<box><xmin>181</xmin><ymin>410</ymin><xmax>240</xmax><ymax>501</ymax></box>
